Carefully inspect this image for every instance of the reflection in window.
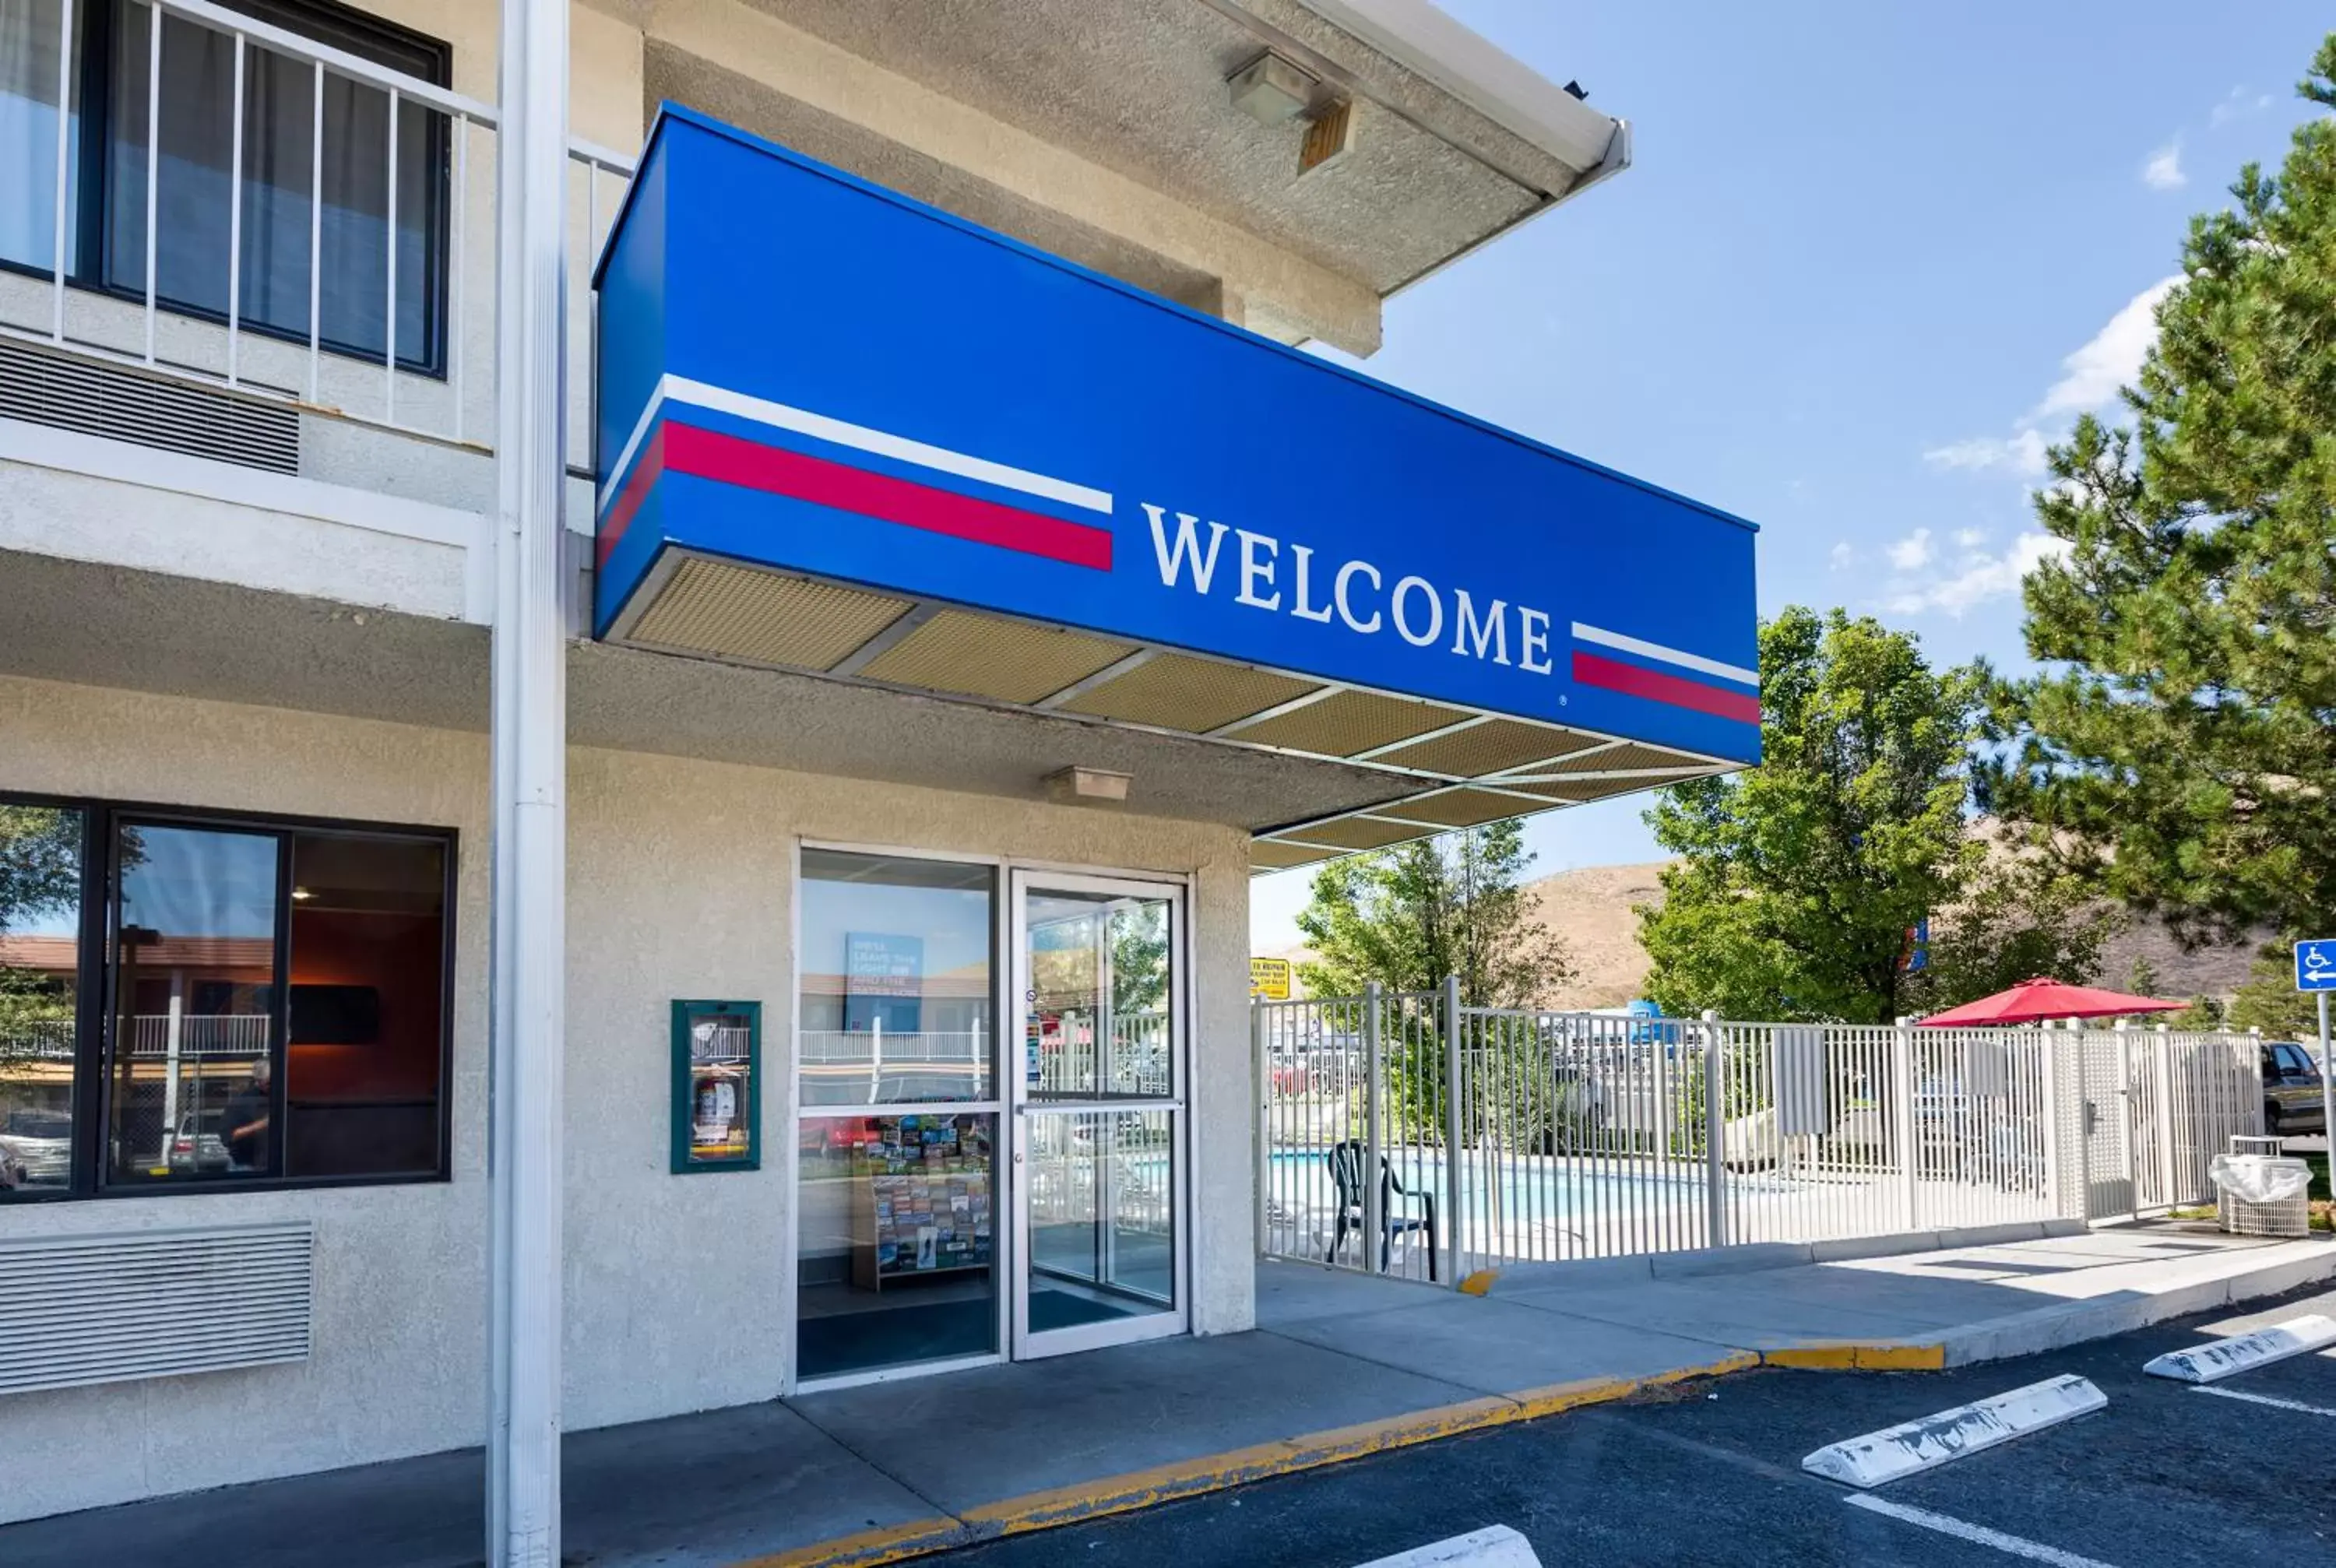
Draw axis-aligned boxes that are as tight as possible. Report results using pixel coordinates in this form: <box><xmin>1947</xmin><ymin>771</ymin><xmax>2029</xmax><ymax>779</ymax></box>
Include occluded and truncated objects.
<box><xmin>799</xmin><ymin>851</ymin><xmax>994</xmax><ymax>1106</ymax></box>
<box><xmin>284</xmin><ymin>831</ymin><xmax>445</xmax><ymax>1179</ymax></box>
<box><xmin>109</xmin><ymin>822</ymin><xmax>281</xmax><ymax>1183</ymax></box>
<box><xmin>0</xmin><ymin>802</ymin><xmax>84</xmax><ymax>1194</ymax></box>
<box><xmin>0</xmin><ymin>1</ymin><xmax>450</xmax><ymax>369</ymax></box>
<box><xmin>1027</xmin><ymin>891</ymin><xmax>1172</xmax><ymax>1100</ymax></box>
<box><xmin>100</xmin><ymin>0</ymin><xmax>449</xmax><ymax>370</ymax></box>
<box><xmin>0</xmin><ymin>0</ymin><xmax>81</xmax><ymax>275</ymax></box>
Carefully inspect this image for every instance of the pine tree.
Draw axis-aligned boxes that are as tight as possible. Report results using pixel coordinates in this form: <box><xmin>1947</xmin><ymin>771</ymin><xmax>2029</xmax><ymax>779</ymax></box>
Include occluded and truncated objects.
<box><xmin>1985</xmin><ymin>39</ymin><xmax>2336</xmax><ymax>955</ymax></box>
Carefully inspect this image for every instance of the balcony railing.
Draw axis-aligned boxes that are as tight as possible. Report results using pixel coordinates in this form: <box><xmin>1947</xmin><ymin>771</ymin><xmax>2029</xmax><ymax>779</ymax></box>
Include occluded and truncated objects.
<box><xmin>0</xmin><ymin>0</ymin><xmax>632</xmax><ymax>469</ymax></box>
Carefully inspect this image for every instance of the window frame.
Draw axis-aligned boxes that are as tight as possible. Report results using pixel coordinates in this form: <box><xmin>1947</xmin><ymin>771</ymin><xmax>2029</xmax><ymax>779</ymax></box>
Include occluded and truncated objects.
<box><xmin>0</xmin><ymin>0</ymin><xmax>456</xmax><ymax>378</ymax></box>
<box><xmin>0</xmin><ymin>791</ymin><xmax>457</xmax><ymax>1202</ymax></box>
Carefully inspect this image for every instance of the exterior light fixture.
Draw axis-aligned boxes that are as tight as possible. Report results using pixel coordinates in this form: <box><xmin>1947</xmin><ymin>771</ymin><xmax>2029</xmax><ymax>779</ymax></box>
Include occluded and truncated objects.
<box><xmin>1046</xmin><ymin>766</ymin><xmax>1132</xmax><ymax>804</ymax></box>
<box><xmin>1227</xmin><ymin>51</ymin><xmax>1317</xmax><ymax>125</ymax></box>
<box><xmin>1299</xmin><ymin>97</ymin><xmax>1356</xmax><ymax>175</ymax></box>
<box><xmin>290</xmin><ymin>887</ymin><xmax>314</xmax><ymax>902</ymax></box>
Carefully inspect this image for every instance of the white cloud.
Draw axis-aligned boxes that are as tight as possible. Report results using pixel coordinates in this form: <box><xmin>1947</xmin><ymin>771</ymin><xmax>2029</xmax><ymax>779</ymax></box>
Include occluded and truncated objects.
<box><xmin>2209</xmin><ymin>88</ymin><xmax>2274</xmax><ymax>128</ymax></box>
<box><xmin>1953</xmin><ymin>528</ymin><xmax>1989</xmax><ymax>550</ymax></box>
<box><xmin>1885</xmin><ymin>531</ymin><xmax>2069</xmax><ymax>617</ymax></box>
<box><xmin>1828</xmin><ymin>541</ymin><xmax>1854</xmax><ymax>571</ymax></box>
<box><xmin>2142</xmin><ymin>139</ymin><xmax>2186</xmax><ymax>190</ymax></box>
<box><xmin>2032</xmin><ymin>275</ymin><xmax>2181</xmax><ymax>420</ymax></box>
<box><xmin>1886</xmin><ymin>528</ymin><xmax>1935</xmax><ymax>571</ymax></box>
<box><xmin>1923</xmin><ymin>428</ymin><xmax>2051</xmax><ymax>476</ymax></box>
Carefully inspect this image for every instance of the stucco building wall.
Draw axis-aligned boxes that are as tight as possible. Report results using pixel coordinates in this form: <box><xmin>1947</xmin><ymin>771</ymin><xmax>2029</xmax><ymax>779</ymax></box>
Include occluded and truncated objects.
<box><xmin>0</xmin><ymin>672</ymin><xmax>1254</xmax><ymax>1522</ymax></box>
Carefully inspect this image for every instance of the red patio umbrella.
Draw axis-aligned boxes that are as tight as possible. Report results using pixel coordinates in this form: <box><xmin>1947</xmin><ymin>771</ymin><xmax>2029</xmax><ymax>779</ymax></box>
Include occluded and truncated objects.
<box><xmin>1915</xmin><ymin>976</ymin><xmax>2189</xmax><ymax>1027</ymax></box>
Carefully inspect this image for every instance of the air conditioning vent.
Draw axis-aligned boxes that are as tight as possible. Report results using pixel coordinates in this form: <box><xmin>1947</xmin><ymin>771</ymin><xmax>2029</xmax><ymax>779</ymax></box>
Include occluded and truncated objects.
<box><xmin>0</xmin><ymin>1221</ymin><xmax>315</xmax><ymax>1395</ymax></box>
<box><xmin>0</xmin><ymin>336</ymin><xmax>301</xmax><ymax>475</ymax></box>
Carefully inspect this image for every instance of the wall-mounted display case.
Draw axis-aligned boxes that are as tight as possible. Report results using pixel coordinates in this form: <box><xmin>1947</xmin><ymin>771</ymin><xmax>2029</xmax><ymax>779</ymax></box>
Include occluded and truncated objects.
<box><xmin>670</xmin><ymin>1000</ymin><xmax>759</xmax><ymax>1172</ymax></box>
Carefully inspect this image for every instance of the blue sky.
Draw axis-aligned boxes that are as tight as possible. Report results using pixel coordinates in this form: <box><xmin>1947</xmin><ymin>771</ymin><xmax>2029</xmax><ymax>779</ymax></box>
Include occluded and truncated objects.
<box><xmin>1251</xmin><ymin>2</ymin><xmax>2331</xmax><ymax>951</ymax></box>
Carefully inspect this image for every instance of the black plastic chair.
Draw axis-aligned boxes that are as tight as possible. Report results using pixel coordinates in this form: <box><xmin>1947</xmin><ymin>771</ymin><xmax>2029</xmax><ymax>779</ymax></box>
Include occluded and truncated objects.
<box><xmin>1326</xmin><ymin>1139</ymin><xmax>1439</xmax><ymax>1281</ymax></box>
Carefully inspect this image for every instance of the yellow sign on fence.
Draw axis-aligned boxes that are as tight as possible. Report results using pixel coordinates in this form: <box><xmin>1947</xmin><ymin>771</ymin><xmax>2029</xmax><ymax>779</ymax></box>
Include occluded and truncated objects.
<box><xmin>1250</xmin><ymin>957</ymin><xmax>1293</xmax><ymax>1000</ymax></box>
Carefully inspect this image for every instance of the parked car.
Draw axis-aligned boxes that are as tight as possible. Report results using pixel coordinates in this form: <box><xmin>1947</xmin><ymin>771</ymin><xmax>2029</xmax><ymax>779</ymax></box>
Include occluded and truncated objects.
<box><xmin>165</xmin><ymin>1107</ymin><xmax>233</xmax><ymax>1172</ymax></box>
<box><xmin>0</xmin><ymin>1109</ymin><xmax>72</xmax><ymax>1187</ymax></box>
<box><xmin>2260</xmin><ymin>1041</ymin><xmax>2327</xmax><ymax>1137</ymax></box>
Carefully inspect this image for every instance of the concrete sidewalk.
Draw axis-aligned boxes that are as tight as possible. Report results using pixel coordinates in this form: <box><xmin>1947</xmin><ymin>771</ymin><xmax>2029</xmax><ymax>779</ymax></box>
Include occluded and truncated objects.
<box><xmin>5</xmin><ymin>1222</ymin><xmax>2328</xmax><ymax>1568</ymax></box>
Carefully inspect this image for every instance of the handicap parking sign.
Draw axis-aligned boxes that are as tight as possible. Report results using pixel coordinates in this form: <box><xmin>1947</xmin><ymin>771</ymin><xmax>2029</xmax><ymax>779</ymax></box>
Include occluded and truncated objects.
<box><xmin>2297</xmin><ymin>940</ymin><xmax>2336</xmax><ymax>992</ymax></box>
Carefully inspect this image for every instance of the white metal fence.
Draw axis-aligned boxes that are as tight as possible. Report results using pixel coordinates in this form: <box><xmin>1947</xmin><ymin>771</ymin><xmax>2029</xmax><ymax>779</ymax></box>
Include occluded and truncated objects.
<box><xmin>1258</xmin><ymin>983</ymin><xmax>2264</xmax><ymax>1286</ymax></box>
<box><xmin>0</xmin><ymin>0</ymin><xmax>631</xmax><ymax>466</ymax></box>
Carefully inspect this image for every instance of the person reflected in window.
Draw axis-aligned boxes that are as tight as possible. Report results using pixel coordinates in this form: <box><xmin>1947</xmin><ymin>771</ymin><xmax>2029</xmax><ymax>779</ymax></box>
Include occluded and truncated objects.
<box><xmin>223</xmin><ymin>1057</ymin><xmax>273</xmax><ymax>1174</ymax></box>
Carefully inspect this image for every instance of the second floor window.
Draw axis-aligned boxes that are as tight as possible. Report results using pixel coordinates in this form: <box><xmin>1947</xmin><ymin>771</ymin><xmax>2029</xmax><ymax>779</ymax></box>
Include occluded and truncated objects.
<box><xmin>0</xmin><ymin>0</ymin><xmax>451</xmax><ymax>374</ymax></box>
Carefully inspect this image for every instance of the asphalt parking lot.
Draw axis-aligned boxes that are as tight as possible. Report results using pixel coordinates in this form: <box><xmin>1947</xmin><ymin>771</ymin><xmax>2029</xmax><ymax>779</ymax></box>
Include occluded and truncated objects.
<box><xmin>935</xmin><ymin>1282</ymin><xmax>2336</xmax><ymax>1567</ymax></box>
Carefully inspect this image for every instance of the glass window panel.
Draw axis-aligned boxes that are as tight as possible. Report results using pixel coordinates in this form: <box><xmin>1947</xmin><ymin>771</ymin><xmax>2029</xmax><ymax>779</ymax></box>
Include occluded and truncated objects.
<box><xmin>283</xmin><ymin>831</ymin><xmax>445</xmax><ymax>1179</ymax></box>
<box><xmin>108</xmin><ymin>821</ymin><xmax>280</xmax><ymax>1183</ymax></box>
<box><xmin>0</xmin><ymin>801</ymin><xmax>84</xmax><ymax>1194</ymax></box>
<box><xmin>799</xmin><ymin>850</ymin><xmax>994</xmax><ymax>1106</ymax></box>
<box><xmin>0</xmin><ymin>0</ymin><xmax>83</xmax><ymax>274</ymax></box>
<box><xmin>100</xmin><ymin>0</ymin><xmax>445</xmax><ymax>371</ymax></box>
<box><xmin>794</xmin><ymin>1110</ymin><xmax>995</xmax><ymax>1379</ymax></box>
<box><xmin>1026</xmin><ymin>1109</ymin><xmax>1175</xmax><ymax>1325</ymax></box>
<box><xmin>1026</xmin><ymin>890</ymin><xmax>1173</xmax><ymax>1101</ymax></box>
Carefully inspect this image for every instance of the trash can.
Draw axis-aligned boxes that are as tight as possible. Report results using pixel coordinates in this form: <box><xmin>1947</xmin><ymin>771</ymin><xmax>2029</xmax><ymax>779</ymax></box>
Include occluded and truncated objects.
<box><xmin>2211</xmin><ymin>1137</ymin><xmax>2313</xmax><ymax>1238</ymax></box>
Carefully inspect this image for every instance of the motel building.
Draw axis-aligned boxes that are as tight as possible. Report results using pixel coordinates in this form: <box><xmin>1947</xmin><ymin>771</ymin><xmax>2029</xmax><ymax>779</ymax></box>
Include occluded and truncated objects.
<box><xmin>0</xmin><ymin>0</ymin><xmax>1758</xmax><ymax>1549</ymax></box>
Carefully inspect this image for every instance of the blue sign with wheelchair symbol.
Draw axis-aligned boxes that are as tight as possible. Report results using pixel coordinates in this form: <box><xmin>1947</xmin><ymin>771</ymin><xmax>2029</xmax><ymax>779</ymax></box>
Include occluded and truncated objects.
<box><xmin>2296</xmin><ymin>940</ymin><xmax>2336</xmax><ymax>992</ymax></box>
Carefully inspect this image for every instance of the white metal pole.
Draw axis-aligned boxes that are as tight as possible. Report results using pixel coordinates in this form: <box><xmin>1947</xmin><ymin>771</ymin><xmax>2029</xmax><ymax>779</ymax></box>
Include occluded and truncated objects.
<box><xmin>161</xmin><ymin>972</ymin><xmax>185</xmax><ymax>1152</ymax></box>
<box><xmin>1250</xmin><ymin>997</ymin><xmax>1265</xmax><ymax>1259</ymax></box>
<box><xmin>2319</xmin><ymin>993</ymin><xmax>2332</xmax><ymax>1164</ymax></box>
<box><xmin>1892</xmin><ymin>1017</ymin><xmax>1919</xmax><ymax>1233</ymax></box>
<box><xmin>1362</xmin><ymin>982</ymin><xmax>1382</xmax><ymax>1273</ymax></box>
<box><xmin>1701</xmin><ymin>1010</ymin><xmax>1726</xmax><ymax>1249</ymax></box>
<box><xmin>487</xmin><ymin>0</ymin><xmax>568</xmax><ymax>1563</ymax></box>
<box><xmin>1441</xmin><ymin>973</ymin><xmax>1462</xmax><ymax>1289</ymax></box>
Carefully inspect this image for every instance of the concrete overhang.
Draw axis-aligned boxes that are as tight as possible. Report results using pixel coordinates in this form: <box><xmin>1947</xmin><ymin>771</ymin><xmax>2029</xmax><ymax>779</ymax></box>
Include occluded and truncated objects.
<box><xmin>0</xmin><ymin>551</ymin><xmax>1721</xmax><ymax>873</ymax></box>
<box><xmin>610</xmin><ymin>0</ymin><xmax>1626</xmax><ymax>353</ymax></box>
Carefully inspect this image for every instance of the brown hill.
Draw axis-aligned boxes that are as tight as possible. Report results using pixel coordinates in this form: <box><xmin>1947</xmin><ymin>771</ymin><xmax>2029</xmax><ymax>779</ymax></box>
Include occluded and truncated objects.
<box><xmin>1270</xmin><ymin>860</ymin><xmax>2261</xmax><ymax>1011</ymax></box>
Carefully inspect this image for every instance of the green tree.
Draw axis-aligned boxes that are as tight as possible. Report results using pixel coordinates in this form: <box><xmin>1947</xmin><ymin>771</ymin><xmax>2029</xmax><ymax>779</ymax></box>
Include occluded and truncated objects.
<box><xmin>2229</xmin><ymin>950</ymin><xmax>2322</xmax><ymax>1038</ymax></box>
<box><xmin>1294</xmin><ymin>819</ymin><xmax>1571</xmax><ymax>1007</ymax></box>
<box><xmin>1904</xmin><ymin>860</ymin><xmax>2122</xmax><ymax>1017</ymax></box>
<box><xmin>2126</xmin><ymin>956</ymin><xmax>2162</xmax><ymax>999</ymax></box>
<box><xmin>1983</xmin><ymin>40</ymin><xmax>2336</xmax><ymax>959</ymax></box>
<box><xmin>1637</xmin><ymin>607</ymin><xmax>1977</xmax><ymax>1023</ymax></box>
<box><xmin>0</xmin><ymin>803</ymin><xmax>83</xmax><ymax>1074</ymax></box>
<box><xmin>1638</xmin><ymin>607</ymin><xmax>2112</xmax><ymax>1024</ymax></box>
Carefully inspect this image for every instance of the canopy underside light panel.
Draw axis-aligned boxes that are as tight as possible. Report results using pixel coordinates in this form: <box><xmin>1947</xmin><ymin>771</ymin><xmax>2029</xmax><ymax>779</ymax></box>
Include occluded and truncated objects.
<box><xmin>593</xmin><ymin>107</ymin><xmax>1762</xmax><ymax>875</ymax></box>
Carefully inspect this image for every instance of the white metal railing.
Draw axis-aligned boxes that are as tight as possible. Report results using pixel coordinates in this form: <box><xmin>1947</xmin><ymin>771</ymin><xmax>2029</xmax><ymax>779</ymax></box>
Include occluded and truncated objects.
<box><xmin>0</xmin><ymin>1018</ymin><xmax>76</xmax><ymax>1061</ymax></box>
<box><xmin>1036</xmin><ymin>1007</ymin><xmax>1171</xmax><ymax>1098</ymax></box>
<box><xmin>128</xmin><ymin>1012</ymin><xmax>271</xmax><ymax>1057</ymax></box>
<box><xmin>1</xmin><ymin>1013</ymin><xmax>269</xmax><ymax>1060</ymax></box>
<box><xmin>1257</xmin><ymin>986</ymin><xmax>2264</xmax><ymax>1288</ymax></box>
<box><xmin>798</xmin><ymin>1025</ymin><xmax>989</xmax><ymax>1104</ymax></box>
<box><xmin>1</xmin><ymin>0</ymin><xmax>632</xmax><ymax>465</ymax></box>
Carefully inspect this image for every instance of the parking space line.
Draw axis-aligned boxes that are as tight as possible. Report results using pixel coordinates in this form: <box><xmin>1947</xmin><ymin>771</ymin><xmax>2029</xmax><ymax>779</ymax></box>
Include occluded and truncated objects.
<box><xmin>1843</xmin><ymin>1495</ymin><xmax>2122</xmax><ymax>1567</ymax></box>
<box><xmin>2190</xmin><ymin>1385</ymin><xmax>2336</xmax><ymax>1419</ymax></box>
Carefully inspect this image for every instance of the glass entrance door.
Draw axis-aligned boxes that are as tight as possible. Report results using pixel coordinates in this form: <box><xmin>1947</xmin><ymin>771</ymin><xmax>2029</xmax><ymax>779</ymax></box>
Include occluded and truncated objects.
<box><xmin>1009</xmin><ymin>871</ymin><xmax>1187</xmax><ymax>1358</ymax></box>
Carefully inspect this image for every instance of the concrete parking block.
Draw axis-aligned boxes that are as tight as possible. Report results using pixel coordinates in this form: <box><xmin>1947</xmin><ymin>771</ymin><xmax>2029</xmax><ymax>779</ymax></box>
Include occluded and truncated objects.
<box><xmin>1800</xmin><ymin>1374</ymin><xmax>2107</xmax><ymax>1488</ymax></box>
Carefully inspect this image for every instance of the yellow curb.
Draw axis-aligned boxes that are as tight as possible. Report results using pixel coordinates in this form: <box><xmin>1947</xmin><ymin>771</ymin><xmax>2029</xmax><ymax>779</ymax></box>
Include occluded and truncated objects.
<box><xmin>961</xmin><ymin>1434</ymin><xmax>1321</xmax><ymax>1535</ymax></box>
<box><xmin>728</xmin><ymin>1515</ymin><xmax>969</xmax><ymax>1568</ymax></box>
<box><xmin>730</xmin><ymin>1352</ymin><xmax>1758</xmax><ymax>1568</ymax></box>
<box><xmin>1761</xmin><ymin>1341</ymin><xmax>1947</xmax><ymax>1371</ymax></box>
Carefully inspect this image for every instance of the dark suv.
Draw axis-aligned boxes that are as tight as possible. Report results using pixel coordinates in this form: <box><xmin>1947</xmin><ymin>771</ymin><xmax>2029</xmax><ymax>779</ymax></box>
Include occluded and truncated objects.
<box><xmin>2260</xmin><ymin>1042</ymin><xmax>2327</xmax><ymax>1137</ymax></box>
